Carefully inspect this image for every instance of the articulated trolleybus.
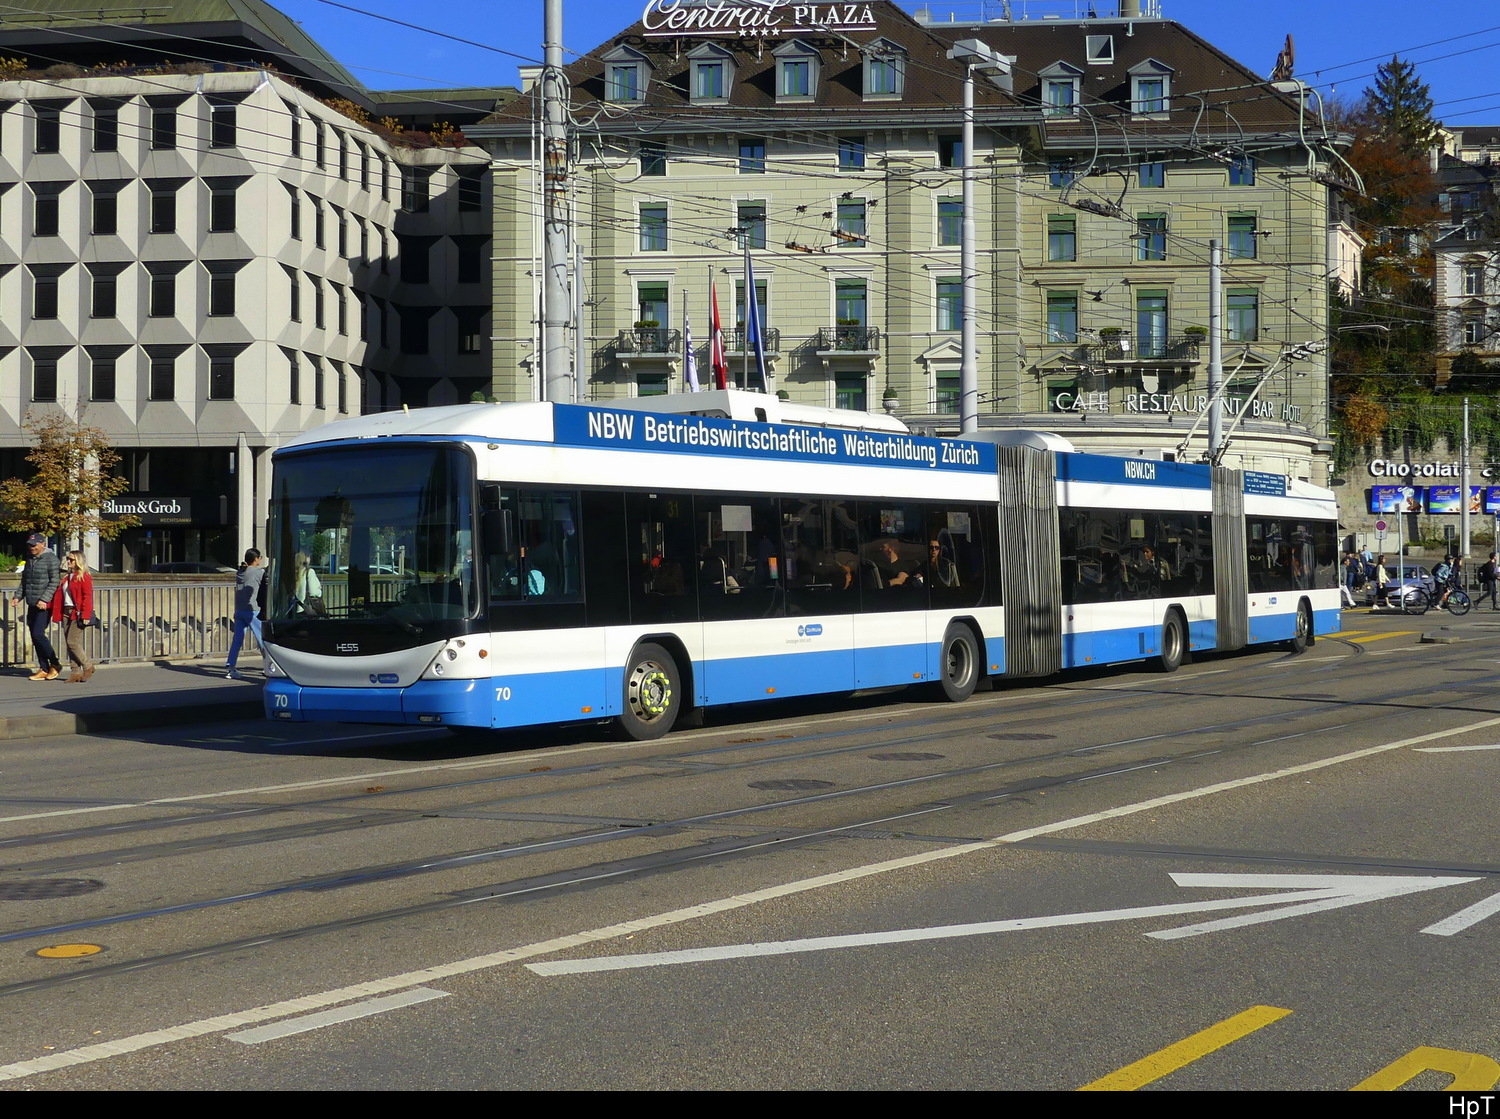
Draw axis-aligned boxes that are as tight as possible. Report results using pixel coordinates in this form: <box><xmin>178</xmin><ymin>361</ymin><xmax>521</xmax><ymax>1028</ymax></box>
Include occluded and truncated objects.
<box><xmin>262</xmin><ymin>391</ymin><xmax>1338</xmax><ymax>739</ymax></box>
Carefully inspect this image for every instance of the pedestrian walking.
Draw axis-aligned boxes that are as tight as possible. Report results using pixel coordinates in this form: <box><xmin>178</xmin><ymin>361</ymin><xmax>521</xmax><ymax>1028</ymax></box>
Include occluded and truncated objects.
<box><xmin>52</xmin><ymin>550</ymin><xmax>96</xmax><ymax>682</ymax></box>
<box><xmin>1478</xmin><ymin>552</ymin><xmax>1499</xmax><ymax>611</ymax></box>
<box><xmin>1374</xmin><ymin>553</ymin><xmax>1392</xmax><ymax>608</ymax></box>
<box><xmin>225</xmin><ymin>548</ymin><xmax>264</xmax><ymax>680</ymax></box>
<box><xmin>10</xmin><ymin>533</ymin><xmax>61</xmax><ymax>680</ymax></box>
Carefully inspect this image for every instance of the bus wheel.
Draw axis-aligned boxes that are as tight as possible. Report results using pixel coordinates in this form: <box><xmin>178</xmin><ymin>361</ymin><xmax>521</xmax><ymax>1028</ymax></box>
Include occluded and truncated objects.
<box><xmin>934</xmin><ymin>624</ymin><xmax>980</xmax><ymax>702</ymax></box>
<box><xmin>1288</xmin><ymin>601</ymin><xmax>1312</xmax><ymax>654</ymax></box>
<box><xmin>1158</xmin><ymin>612</ymin><xmax>1185</xmax><ymax>673</ymax></box>
<box><xmin>619</xmin><ymin>643</ymin><xmax>680</xmax><ymax>741</ymax></box>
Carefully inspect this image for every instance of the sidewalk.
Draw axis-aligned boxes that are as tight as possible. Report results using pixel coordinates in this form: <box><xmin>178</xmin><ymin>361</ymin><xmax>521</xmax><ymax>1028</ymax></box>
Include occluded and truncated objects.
<box><xmin>0</xmin><ymin>655</ymin><xmax>265</xmax><ymax>741</ymax></box>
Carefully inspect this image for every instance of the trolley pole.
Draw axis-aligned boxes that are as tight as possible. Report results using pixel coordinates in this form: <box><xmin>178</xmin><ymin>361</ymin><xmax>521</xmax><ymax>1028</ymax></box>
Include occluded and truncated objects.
<box><xmin>958</xmin><ymin>60</ymin><xmax>978</xmax><ymax>434</ymax></box>
<box><xmin>1207</xmin><ymin>238</ymin><xmax>1223</xmax><ymax>459</ymax></box>
<box><xmin>541</xmin><ymin>0</ymin><xmax>573</xmax><ymax>404</ymax></box>
<box><xmin>1461</xmin><ymin>396</ymin><xmax>1472</xmax><ymax>568</ymax></box>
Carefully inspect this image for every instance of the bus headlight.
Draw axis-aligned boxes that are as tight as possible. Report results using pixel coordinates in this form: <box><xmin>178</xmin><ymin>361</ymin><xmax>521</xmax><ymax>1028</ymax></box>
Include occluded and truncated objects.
<box><xmin>264</xmin><ymin>654</ymin><xmax>286</xmax><ymax>678</ymax></box>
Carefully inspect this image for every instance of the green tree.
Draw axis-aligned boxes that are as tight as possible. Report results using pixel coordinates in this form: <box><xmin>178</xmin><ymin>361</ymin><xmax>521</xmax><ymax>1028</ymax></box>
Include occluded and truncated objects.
<box><xmin>1362</xmin><ymin>56</ymin><xmax>1442</xmax><ymax>155</ymax></box>
<box><xmin>0</xmin><ymin>410</ymin><xmax>138</xmax><ymax>548</ymax></box>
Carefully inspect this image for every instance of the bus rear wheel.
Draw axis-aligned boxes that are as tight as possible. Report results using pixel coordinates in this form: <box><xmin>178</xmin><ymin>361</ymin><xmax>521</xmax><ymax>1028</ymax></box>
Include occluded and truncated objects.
<box><xmin>1158</xmin><ymin>611</ymin><xmax>1185</xmax><ymax>673</ymax></box>
<box><xmin>618</xmin><ymin>643</ymin><xmax>681</xmax><ymax>741</ymax></box>
<box><xmin>933</xmin><ymin>624</ymin><xmax>980</xmax><ymax>702</ymax></box>
<box><xmin>1288</xmin><ymin>601</ymin><xmax>1312</xmax><ymax>654</ymax></box>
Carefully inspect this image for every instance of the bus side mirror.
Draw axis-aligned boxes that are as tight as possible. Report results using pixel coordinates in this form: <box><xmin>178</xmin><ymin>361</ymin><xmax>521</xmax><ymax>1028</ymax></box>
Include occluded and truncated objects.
<box><xmin>482</xmin><ymin>507</ymin><xmax>513</xmax><ymax>557</ymax></box>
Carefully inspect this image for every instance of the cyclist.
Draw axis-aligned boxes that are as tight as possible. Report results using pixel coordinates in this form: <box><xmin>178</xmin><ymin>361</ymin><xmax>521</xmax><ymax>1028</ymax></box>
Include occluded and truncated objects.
<box><xmin>1434</xmin><ymin>554</ymin><xmax>1457</xmax><ymax>609</ymax></box>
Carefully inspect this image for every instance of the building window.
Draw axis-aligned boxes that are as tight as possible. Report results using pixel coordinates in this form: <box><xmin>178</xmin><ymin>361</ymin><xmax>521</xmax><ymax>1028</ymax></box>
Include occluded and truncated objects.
<box><xmin>458</xmin><ymin>168</ymin><xmax>482</xmax><ymax>209</ymax></box>
<box><xmin>937</xmin><ymin>278</ymin><xmax>962</xmax><ymax>332</ymax></box>
<box><xmin>456</xmin><ymin>237</ymin><xmax>486</xmax><ymax>283</ymax></box>
<box><xmin>835</xmin><ymin>279</ymin><xmax>867</xmax><ymax>326</ymax></box>
<box><xmin>90</xmin><ymin>183</ymin><xmax>120</xmax><ymax>235</ymax></box>
<box><xmin>739</xmin><ymin>139</ymin><xmax>765</xmax><ymax>175</ymax></box>
<box><xmin>148</xmin><ymin>266</ymin><xmax>178</xmax><ymax>317</ymax></box>
<box><xmin>401</xmin><ymin>167</ymin><xmax>431</xmax><ymax>212</ymax></box>
<box><xmin>1463</xmin><ymin>264</ymin><xmax>1485</xmax><ymax>297</ymax></box>
<box><xmin>337</xmin><ymin>132</ymin><xmax>348</xmax><ymax>179</ymax></box>
<box><xmin>637</xmin><ymin>283</ymin><xmax>668</xmax><ymax>328</ymax></box>
<box><xmin>456</xmin><ymin>308</ymin><xmax>485</xmax><ymax>354</ymax></box>
<box><xmin>208</xmin><ymin>180</ymin><xmax>238</xmax><ymax>233</ymax></box>
<box><xmin>149</xmin><ymin>352</ymin><xmax>175</xmax><ymax>401</ymax></box>
<box><xmin>208</xmin><ymin>98</ymin><xmax>238</xmax><ymax>148</ymax></box>
<box><xmin>1049</xmin><ymin>161</ymin><xmax>1077</xmax><ymax>190</ymax></box>
<box><xmin>313</xmin><ymin>119</ymin><xmax>326</xmax><ymax>167</ymax></box>
<box><xmin>935</xmin><ymin>372</ymin><xmax>960</xmax><ymax>414</ymax></box>
<box><xmin>1229</xmin><ymin>155</ymin><xmax>1255</xmax><ymax>186</ymax></box>
<box><xmin>31</xmin><ymin>267</ymin><xmax>60</xmax><ymax>319</ymax></box>
<box><xmin>1047</xmin><ymin>214</ymin><xmax>1076</xmax><ymax>261</ymax></box>
<box><xmin>312</xmin><ymin>355</ymin><xmax>325</xmax><ymax>408</ymax></box>
<box><xmin>1228</xmin><ymin>214</ymin><xmax>1258</xmax><ymax>259</ymax></box>
<box><xmin>839</xmin><ymin>136</ymin><xmax>865</xmax><ymax>171</ymax></box>
<box><xmin>735</xmin><ymin>280</ymin><xmax>768</xmax><ymax>330</ymax></box>
<box><xmin>639</xmin><ymin>140</ymin><xmax>666</xmax><ymax>177</ymax></box>
<box><xmin>1137</xmin><ymin>214</ymin><xmax>1167</xmax><ymax>261</ymax></box>
<box><xmin>91</xmin><ymin>98</ymin><xmax>120</xmax><ymax>152</ymax></box>
<box><xmin>287</xmin><ymin>183</ymin><xmax>301</xmax><ymax>240</ymax></box>
<box><xmin>835</xmin><ymin>375</ymin><xmax>866</xmax><ymax>410</ymax></box>
<box><xmin>640</xmin><ymin>204</ymin><xmax>667</xmax><ymax>252</ymax></box>
<box><xmin>1137</xmin><ymin>290</ymin><xmax>1168</xmax><ymax>357</ymax></box>
<box><xmin>837</xmin><ymin>200</ymin><xmax>867</xmax><ymax>248</ymax></box>
<box><xmin>774</xmin><ymin>42</ymin><xmax>818</xmax><ymax>100</ymax></box>
<box><xmin>399</xmin><ymin>235</ymin><xmax>430</xmax><ymax>284</ymax></box>
<box><xmin>32</xmin><ymin>185</ymin><xmax>61</xmax><ymax>237</ymax></box>
<box><xmin>939</xmin><ymin>134</ymin><xmax>963</xmax><ymax>168</ymax></box>
<box><xmin>33</xmin><ymin>102</ymin><xmax>62</xmax><ymax>153</ymax></box>
<box><xmin>737</xmin><ymin>202</ymin><xmax>766</xmax><ymax>249</ymax></box>
<box><xmin>358</xmin><ymin>143</ymin><xmax>369</xmax><ymax>190</ymax></box>
<box><xmin>285</xmin><ymin>265</ymin><xmax>301</xmax><ymax>322</ymax></box>
<box><xmin>208</xmin><ymin>266</ymin><xmax>237</xmax><ymax>317</ymax></box>
<box><xmin>1139</xmin><ymin>162</ymin><xmax>1165</xmax><ymax>188</ymax></box>
<box><xmin>938</xmin><ymin>198</ymin><xmax>961</xmax><ymax>247</ymax></box>
<box><xmin>335</xmin><ymin>361</ymin><xmax>347</xmax><ymax>413</ymax></box>
<box><xmin>333</xmin><ymin>283</ymin><xmax>347</xmax><ymax>335</ymax></box>
<box><xmin>288</xmin><ymin>103</ymin><xmax>301</xmax><ymax>157</ymax></box>
<box><xmin>400</xmin><ymin>308</ymin><xmax>429</xmax><ymax>354</ymax></box>
<box><xmin>333</xmin><ymin>206</ymin><xmax>347</xmax><ymax>256</ymax></box>
<box><xmin>89</xmin><ymin>268</ymin><xmax>117</xmax><ymax>318</ymax></box>
<box><xmin>150</xmin><ymin>101</ymin><xmax>177</xmax><ymax>149</ymax></box>
<box><xmin>1464</xmin><ymin>317</ymin><xmax>1486</xmax><ymax>347</ymax></box>
<box><xmin>1227</xmin><ymin>290</ymin><xmax>1259</xmax><ymax>342</ymax></box>
<box><xmin>1047</xmin><ymin>292</ymin><xmax>1079</xmax><ymax>343</ymax></box>
<box><xmin>209</xmin><ymin>353</ymin><xmax>235</xmax><ymax>400</ymax></box>
<box><xmin>693</xmin><ymin>60</ymin><xmax>725</xmax><ymax>100</ymax></box>
<box><xmin>89</xmin><ymin>351</ymin><xmax>116</xmax><ymax>402</ymax></box>
<box><xmin>313</xmin><ymin>197</ymin><xmax>325</xmax><ymax>248</ymax></box>
<box><xmin>149</xmin><ymin>182</ymin><xmax>177</xmax><ymax>234</ymax></box>
<box><xmin>312</xmin><ymin>275</ymin><xmax>325</xmax><ymax>329</ymax></box>
<box><xmin>31</xmin><ymin>353</ymin><xmax>58</xmax><ymax>402</ymax></box>
<box><xmin>357</xmin><ymin>218</ymin><xmax>368</xmax><ymax>262</ymax></box>
<box><xmin>1042</xmin><ymin>72</ymin><xmax>1079</xmax><ymax>117</ymax></box>
<box><xmin>866</xmin><ymin>48</ymin><xmax>904</xmax><ymax>97</ymax></box>
<box><xmin>607</xmin><ymin>62</ymin><xmax>643</xmax><ymax>102</ymax></box>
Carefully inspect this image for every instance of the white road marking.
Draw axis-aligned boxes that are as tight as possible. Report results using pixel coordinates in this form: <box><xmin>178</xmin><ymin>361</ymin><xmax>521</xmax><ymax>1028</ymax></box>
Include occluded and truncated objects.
<box><xmin>1421</xmin><ymin>890</ymin><xmax>1500</xmax><ymax>936</ymax></box>
<box><xmin>527</xmin><ymin>874</ymin><xmax>1478</xmax><ymax>975</ymax></box>
<box><xmin>224</xmin><ymin>987</ymin><xmax>449</xmax><ymax>1044</ymax></box>
<box><xmin>6</xmin><ymin>712</ymin><xmax>1500</xmax><ymax>1082</ymax></box>
<box><xmin>1414</xmin><ymin>744</ymin><xmax>1500</xmax><ymax>752</ymax></box>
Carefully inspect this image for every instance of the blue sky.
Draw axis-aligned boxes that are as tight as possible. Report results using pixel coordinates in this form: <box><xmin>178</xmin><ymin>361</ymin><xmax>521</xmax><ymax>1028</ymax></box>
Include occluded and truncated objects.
<box><xmin>279</xmin><ymin>0</ymin><xmax>1500</xmax><ymax>122</ymax></box>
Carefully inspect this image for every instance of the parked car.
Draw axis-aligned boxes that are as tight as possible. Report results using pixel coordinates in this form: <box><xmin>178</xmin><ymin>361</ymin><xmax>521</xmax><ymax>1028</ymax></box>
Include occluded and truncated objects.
<box><xmin>148</xmin><ymin>561</ymin><xmax>236</xmax><ymax>574</ymax></box>
<box><xmin>1367</xmin><ymin>563</ymin><xmax>1435</xmax><ymax>607</ymax></box>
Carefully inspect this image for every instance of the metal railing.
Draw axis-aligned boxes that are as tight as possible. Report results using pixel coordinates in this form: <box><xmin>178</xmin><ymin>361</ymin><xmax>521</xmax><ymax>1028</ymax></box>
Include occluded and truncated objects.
<box><xmin>1</xmin><ymin>581</ymin><xmax>256</xmax><ymax>667</ymax></box>
<box><xmin>815</xmin><ymin>325</ymin><xmax>881</xmax><ymax>352</ymax></box>
<box><xmin>1087</xmin><ymin>332</ymin><xmax>1202</xmax><ymax>363</ymax></box>
<box><xmin>721</xmin><ymin>326</ymin><xmax>781</xmax><ymax>353</ymax></box>
<box><xmin>615</xmin><ymin>327</ymin><xmax>682</xmax><ymax>354</ymax></box>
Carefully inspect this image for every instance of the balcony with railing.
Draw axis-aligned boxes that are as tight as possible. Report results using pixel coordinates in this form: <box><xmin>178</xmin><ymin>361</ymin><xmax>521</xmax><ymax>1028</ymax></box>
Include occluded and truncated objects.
<box><xmin>1087</xmin><ymin>331</ymin><xmax>1202</xmax><ymax>364</ymax></box>
<box><xmin>615</xmin><ymin>326</ymin><xmax>682</xmax><ymax>355</ymax></box>
<box><xmin>815</xmin><ymin>325</ymin><xmax>881</xmax><ymax>354</ymax></box>
<box><xmin>722</xmin><ymin>327</ymin><xmax>781</xmax><ymax>354</ymax></box>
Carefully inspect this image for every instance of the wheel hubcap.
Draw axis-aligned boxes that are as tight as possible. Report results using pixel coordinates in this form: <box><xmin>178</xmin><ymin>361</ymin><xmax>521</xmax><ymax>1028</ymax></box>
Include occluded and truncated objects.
<box><xmin>946</xmin><ymin>639</ymin><xmax>973</xmax><ymax>687</ymax></box>
<box><xmin>628</xmin><ymin>662</ymin><xmax>671</xmax><ymax>720</ymax></box>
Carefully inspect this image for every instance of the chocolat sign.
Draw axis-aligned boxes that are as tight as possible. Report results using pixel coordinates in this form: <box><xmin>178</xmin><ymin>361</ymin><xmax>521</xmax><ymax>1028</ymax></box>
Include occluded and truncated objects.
<box><xmin>640</xmin><ymin>1</ymin><xmax>879</xmax><ymax>36</ymax></box>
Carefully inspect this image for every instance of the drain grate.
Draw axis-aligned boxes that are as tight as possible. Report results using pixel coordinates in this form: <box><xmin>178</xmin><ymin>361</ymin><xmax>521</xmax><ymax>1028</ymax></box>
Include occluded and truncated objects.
<box><xmin>988</xmin><ymin>732</ymin><xmax>1056</xmax><ymax>742</ymax></box>
<box><xmin>748</xmin><ymin>779</ymin><xmax>835</xmax><ymax>791</ymax></box>
<box><xmin>868</xmin><ymin>752</ymin><xmax>946</xmax><ymax>761</ymax></box>
<box><xmin>0</xmin><ymin>878</ymin><xmax>104</xmax><ymax>901</ymax></box>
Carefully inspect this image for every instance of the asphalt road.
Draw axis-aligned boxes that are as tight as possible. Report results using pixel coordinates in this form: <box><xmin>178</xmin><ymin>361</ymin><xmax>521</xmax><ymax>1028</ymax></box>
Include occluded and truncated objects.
<box><xmin>3</xmin><ymin>609</ymin><xmax>1500</xmax><ymax>1090</ymax></box>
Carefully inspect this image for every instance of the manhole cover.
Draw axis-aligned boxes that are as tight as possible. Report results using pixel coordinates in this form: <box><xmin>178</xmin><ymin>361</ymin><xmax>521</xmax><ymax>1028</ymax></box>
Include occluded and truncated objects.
<box><xmin>748</xmin><ymin>779</ymin><xmax>835</xmax><ymax>791</ymax></box>
<box><xmin>868</xmin><ymin>752</ymin><xmax>946</xmax><ymax>761</ymax></box>
<box><xmin>988</xmin><ymin>732</ymin><xmax>1056</xmax><ymax>742</ymax></box>
<box><xmin>0</xmin><ymin>879</ymin><xmax>104</xmax><ymax>901</ymax></box>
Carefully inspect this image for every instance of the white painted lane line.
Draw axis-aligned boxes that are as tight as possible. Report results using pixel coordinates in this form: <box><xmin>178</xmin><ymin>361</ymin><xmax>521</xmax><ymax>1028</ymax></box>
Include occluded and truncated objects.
<box><xmin>1414</xmin><ymin>744</ymin><xmax>1500</xmax><ymax>752</ymax></box>
<box><xmin>1421</xmin><ymin>890</ymin><xmax>1500</xmax><ymax>936</ymax></box>
<box><xmin>224</xmin><ymin>988</ymin><xmax>448</xmax><ymax>1045</ymax></box>
<box><xmin>7</xmin><ymin>711</ymin><xmax>1500</xmax><ymax>1082</ymax></box>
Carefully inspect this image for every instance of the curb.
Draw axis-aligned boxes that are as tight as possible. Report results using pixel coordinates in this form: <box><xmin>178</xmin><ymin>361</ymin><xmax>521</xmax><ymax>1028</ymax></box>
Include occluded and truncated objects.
<box><xmin>0</xmin><ymin>698</ymin><xmax>264</xmax><ymax>742</ymax></box>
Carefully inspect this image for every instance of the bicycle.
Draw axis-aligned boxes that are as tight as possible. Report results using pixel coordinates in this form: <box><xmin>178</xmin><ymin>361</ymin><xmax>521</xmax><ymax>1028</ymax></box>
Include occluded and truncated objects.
<box><xmin>1401</xmin><ymin>587</ymin><xmax>1472</xmax><ymax>616</ymax></box>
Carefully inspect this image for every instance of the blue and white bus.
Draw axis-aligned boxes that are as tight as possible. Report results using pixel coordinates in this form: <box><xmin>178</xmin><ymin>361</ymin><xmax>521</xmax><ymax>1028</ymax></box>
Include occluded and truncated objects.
<box><xmin>261</xmin><ymin>391</ymin><xmax>1339</xmax><ymax>739</ymax></box>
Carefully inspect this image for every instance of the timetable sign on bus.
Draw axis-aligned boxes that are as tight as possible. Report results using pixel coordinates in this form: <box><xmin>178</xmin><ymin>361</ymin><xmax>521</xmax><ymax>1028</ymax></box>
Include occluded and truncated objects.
<box><xmin>558</xmin><ymin>407</ymin><xmax>997</xmax><ymax>473</ymax></box>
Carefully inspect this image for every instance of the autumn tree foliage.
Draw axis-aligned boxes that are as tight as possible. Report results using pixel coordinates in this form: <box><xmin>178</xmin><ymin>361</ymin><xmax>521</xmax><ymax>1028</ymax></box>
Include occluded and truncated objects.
<box><xmin>0</xmin><ymin>411</ymin><xmax>137</xmax><ymax>548</ymax></box>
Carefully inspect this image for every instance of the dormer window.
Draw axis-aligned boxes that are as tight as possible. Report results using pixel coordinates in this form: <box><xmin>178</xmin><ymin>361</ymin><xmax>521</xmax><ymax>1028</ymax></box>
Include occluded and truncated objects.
<box><xmin>1129</xmin><ymin>59</ymin><xmax>1174</xmax><ymax>117</ymax></box>
<box><xmin>864</xmin><ymin>38</ymin><xmax>906</xmax><ymax>99</ymax></box>
<box><xmin>1039</xmin><ymin>61</ymin><xmax>1083</xmax><ymax>117</ymax></box>
<box><xmin>602</xmin><ymin>45</ymin><xmax>651</xmax><ymax>103</ymax></box>
<box><xmin>688</xmin><ymin>43</ymin><xmax>734</xmax><ymax>104</ymax></box>
<box><xmin>774</xmin><ymin>40</ymin><xmax>820</xmax><ymax>102</ymax></box>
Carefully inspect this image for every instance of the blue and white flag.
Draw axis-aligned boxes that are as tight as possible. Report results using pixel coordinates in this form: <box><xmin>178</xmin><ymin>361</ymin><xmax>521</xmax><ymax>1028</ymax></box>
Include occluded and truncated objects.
<box><xmin>744</xmin><ymin>245</ymin><xmax>771</xmax><ymax>394</ymax></box>
<box><xmin>683</xmin><ymin>312</ymin><xmax>699</xmax><ymax>391</ymax></box>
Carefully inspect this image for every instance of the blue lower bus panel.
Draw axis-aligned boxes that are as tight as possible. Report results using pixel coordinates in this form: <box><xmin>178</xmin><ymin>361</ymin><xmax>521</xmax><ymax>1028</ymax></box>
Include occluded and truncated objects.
<box><xmin>264</xmin><ymin>679</ymin><xmax>492</xmax><ymax>727</ymax></box>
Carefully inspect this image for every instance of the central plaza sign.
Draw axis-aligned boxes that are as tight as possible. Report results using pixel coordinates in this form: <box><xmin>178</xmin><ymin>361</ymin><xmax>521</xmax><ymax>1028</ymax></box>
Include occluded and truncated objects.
<box><xmin>640</xmin><ymin>1</ymin><xmax>879</xmax><ymax>36</ymax></box>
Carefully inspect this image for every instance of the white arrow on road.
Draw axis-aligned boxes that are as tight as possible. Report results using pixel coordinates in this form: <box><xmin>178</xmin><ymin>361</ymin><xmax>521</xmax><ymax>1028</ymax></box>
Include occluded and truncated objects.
<box><xmin>526</xmin><ymin>873</ymin><xmax>1480</xmax><ymax>976</ymax></box>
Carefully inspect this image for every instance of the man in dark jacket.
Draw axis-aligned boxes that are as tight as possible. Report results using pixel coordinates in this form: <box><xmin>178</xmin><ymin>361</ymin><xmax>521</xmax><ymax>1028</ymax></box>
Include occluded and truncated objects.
<box><xmin>11</xmin><ymin>534</ymin><xmax>61</xmax><ymax>680</ymax></box>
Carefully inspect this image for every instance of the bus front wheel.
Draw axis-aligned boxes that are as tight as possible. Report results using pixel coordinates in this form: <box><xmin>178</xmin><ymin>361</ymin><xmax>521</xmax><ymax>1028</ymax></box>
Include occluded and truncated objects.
<box><xmin>933</xmin><ymin>624</ymin><xmax>980</xmax><ymax>702</ymax></box>
<box><xmin>1288</xmin><ymin>601</ymin><xmax>1312</xmax><ymax>654</ymax></box>
<box><xmin>618</xmin><ymin>643</ymin><xmax>681</xmax><ymax>741</ymax></box>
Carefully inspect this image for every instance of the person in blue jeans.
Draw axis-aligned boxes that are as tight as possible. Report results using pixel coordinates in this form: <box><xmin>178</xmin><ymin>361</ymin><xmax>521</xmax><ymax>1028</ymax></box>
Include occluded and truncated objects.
<box><xmin>226</xmin><ymin>548</ymin><xmax>264</xmax><ymax>679</ymax></box>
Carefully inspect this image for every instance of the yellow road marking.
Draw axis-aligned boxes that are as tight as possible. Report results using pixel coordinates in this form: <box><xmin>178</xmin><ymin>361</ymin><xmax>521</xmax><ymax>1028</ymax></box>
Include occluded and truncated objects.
<box><xmin>1351</xmin><ymin>1047</ymin><xmax>1500</xmax><ymax>1091</ymax></box>
<box><xmin>1078</xmin><ymin>1005</ymin><xmax>1292</xmax><ymax>1090</ymax></box>
<box><xmin>1344</xmin><ymin>631</ymin><xmax>1418</xmax><ymax>644</ymax></box>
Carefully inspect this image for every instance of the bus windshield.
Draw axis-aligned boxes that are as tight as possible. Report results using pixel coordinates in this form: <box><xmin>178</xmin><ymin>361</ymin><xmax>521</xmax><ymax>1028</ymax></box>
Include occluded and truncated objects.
<box><xmin>268</xmin><ymin>444</ymin><xmax>477</xmax><ymax>627</ymax></box>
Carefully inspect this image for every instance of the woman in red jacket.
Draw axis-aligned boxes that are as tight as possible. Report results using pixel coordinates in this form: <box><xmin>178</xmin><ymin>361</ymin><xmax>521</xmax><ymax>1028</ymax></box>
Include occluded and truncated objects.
<box><xmin>51</xmin><ymin>550</ymin><xmax>95</xmax><ymax>683</ymax></box>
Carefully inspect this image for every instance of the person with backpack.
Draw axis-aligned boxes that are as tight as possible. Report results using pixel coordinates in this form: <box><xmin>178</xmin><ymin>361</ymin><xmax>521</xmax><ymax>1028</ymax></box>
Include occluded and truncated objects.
<box><xmin>1478</xmin><ymin>552</ymin><xmax>1499</xmax><ymax>611</ymax></box>
<box><xmin>1434</xmin><ymin>554</ymin><xmax>1457</xmax><ymax>610</ymax></box>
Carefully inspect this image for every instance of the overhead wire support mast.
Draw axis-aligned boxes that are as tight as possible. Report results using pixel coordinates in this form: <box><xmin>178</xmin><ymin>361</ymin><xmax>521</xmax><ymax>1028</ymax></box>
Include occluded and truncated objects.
<box><xmin>542</xmin><ymin>0</ymin><xmax>573</xmax><ymax>404</ymax></box>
